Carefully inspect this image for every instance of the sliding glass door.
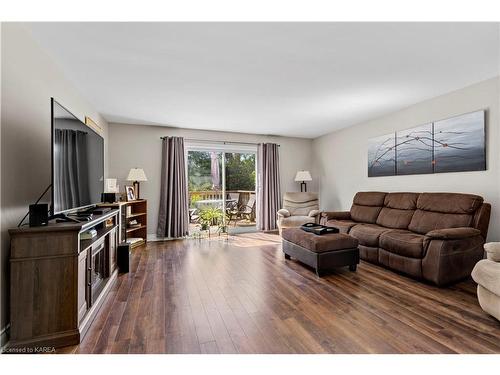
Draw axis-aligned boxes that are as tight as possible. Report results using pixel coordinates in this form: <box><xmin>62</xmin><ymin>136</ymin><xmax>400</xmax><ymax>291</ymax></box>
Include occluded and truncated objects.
<box><xmin>187</xmin><ymin>150</ymin><xmax>224</xmax><ymax>234</ymax></box>
<box><xmin>224</xmin><ymin>152</ymin><xmax>256</xmax><ymax>233</ymax></box>
<box><xmin>187</xmin><ymin>144</ymin><xmax>257</xmax><ymax>235</ymax></box>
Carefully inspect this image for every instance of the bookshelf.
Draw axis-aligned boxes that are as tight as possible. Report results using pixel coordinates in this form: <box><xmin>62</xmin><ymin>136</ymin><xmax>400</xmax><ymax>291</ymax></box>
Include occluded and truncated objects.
<box><xmin>124</xmin><ymin>199</ymin><xmax>148</xmax><ymax>248</ymax></box>
<box><xmin>99</xmin><ymin>199</ymin><xmax>148</xmax><ymax>249</ymax></box>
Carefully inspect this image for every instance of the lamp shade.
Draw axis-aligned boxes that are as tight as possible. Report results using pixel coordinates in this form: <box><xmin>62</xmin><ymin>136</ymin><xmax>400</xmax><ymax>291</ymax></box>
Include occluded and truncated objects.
<box><xmin>294</xmin><ymin>170</ymin><xmax>312</xmax><ymax>182</ymax></box>
<box><xmin>127</xmin><ymin>168</ymin><xmax>148</xmax><ymax>182</ymax></box>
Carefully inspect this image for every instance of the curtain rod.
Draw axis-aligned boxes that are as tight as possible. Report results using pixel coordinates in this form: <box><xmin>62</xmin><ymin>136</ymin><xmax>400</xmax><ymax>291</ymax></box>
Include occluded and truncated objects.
<box><xmin>159</xmin><ymin>137</ymin><xmax>280</xmax><ymax>147</ymax></box>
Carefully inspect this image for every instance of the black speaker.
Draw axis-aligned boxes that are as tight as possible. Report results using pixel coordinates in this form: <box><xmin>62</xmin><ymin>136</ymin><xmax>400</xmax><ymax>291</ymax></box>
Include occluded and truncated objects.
<box><xmin>29</xmin><ymin>203</ymin><xmax>48</xmax><ymax>227</ymax></box>
<box><xmin>117</xmin><ymin>242</ymin><xmax>131</xmax><ymax>273</ymax></box>
<box><xmin>101</xmin><ymin>192</ymin><xmax>117</xmax><ymax>203</ymax></box>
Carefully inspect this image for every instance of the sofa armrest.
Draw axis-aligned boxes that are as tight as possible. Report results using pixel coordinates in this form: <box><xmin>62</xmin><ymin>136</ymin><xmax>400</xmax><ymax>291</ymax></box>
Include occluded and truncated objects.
<box><xmin>484</xmin><ymin>242</ymin><xmax>500</xmax><ymax>262</ymax></box>
<box><xmin>425</xmin><ymin>227</ymin><xmax>481</xmax><ymax>240</ymax></box>
<box><xmin>277</xmin><ymin>209</ymin><xmax>291</xmax><ymax>218</ymax></box>
<box><xmin>308</xmin><ymin>209</ymin><xmax>320</xmax><ymax>217</ymax></box>
<box><xmin>320</xmin><ymin>211</ymin><xmax>351</xmax><ymax>221</ymax></box>
<box><xmin>422</xmin><ymin>234</ymin><xmax>485</xmax><ymax>286</ymax></box>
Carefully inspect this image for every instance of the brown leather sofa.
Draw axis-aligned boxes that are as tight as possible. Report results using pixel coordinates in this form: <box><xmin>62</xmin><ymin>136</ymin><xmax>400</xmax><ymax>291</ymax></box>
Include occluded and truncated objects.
<box><xmin>320</xmin><ymin>192</ymin><xmax>491</xmax><ymax>286</ymax></box>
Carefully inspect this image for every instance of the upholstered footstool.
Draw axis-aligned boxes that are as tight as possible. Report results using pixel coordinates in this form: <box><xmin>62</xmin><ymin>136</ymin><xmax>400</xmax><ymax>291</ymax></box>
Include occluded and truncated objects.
<box><xmin>281</xmin><ymin>227</ymin><xmax>359</xmax><ymax>277</ymax></box>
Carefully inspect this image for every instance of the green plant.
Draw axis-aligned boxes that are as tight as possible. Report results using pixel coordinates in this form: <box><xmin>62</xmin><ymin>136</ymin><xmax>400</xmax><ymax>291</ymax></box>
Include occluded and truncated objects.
<box><xmin>199</xmin><ymin>206</ymin><xmax>223</xmax><ymax>227</ymax></box>
<box><xmin>190</xmin><ymin>192</ymin><xmax>202</xmax><ymax>208</ymax></box>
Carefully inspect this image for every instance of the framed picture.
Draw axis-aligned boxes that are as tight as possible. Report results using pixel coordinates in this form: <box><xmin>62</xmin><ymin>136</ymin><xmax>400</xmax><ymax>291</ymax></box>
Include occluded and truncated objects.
<box><xmin>396</xmin><ymin>123</ymin><xmax>433</xmax><ymax>175</ymax></box>
<box><xmin>368</xmin><ymin>110</ymin><xmax>486</xmax><ymax>177</ymax></box>
<box><xmin>433</xmin><ymin>110</ymin><xmax>486</xmax><ymax>173</ymax></box>
<box><xmin>368</xmin><ymin>133</ymin><xmax>396</xmax><ymax>177</ymax></box>
<box><xmin>125</xmin><ymin>186</ymin><xmax>136</xmax><ymax>201</ymax></box>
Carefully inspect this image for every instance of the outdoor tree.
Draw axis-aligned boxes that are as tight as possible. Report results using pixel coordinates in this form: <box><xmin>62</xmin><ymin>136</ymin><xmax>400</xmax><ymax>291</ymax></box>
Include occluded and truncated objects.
<box><xmin>225</xmin><ymin>153</ymin><xmax>255</xmax><ymax>191</ymax></box>
<box><xmin>187</xmin><ymin>151</ymin><xmax>256</xmax><ymax>192</ymax></box>
<box><xmin>187</xmin><ymin>151</ymin><xmax>213</xmax><ymax>191</ymax></box>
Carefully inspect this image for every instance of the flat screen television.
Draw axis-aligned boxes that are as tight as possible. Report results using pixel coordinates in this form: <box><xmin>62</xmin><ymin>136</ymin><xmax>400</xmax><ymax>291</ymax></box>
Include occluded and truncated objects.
<box><xmin>51</xmin><ymin>98</ymin><xmax>104</xmax><ymax>215</ymax></box>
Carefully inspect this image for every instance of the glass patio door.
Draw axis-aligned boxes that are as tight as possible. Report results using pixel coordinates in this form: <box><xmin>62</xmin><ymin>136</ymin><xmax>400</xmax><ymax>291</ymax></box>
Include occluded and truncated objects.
<box><xmin>224</xmin><ymin>152</ymin><xmax>256</xmax><ymax>234</ymax></box>
<box><xmin>187</xmin><ymin>143</ymin><xmax>257</xmax><ymax>236</ymax></box>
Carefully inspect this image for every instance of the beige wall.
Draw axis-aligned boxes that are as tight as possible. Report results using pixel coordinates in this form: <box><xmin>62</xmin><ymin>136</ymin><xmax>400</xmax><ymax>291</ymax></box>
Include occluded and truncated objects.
<box><xmin>108</xmin><ymin>123</ymin><xmax>315</xmax><ymax>238</ymax></box>
<box><xmin>0</xmin><ymin>23</ymin><xmax>109</xmax><ymax>341</ymax></box>
<box><xmin>312</xmin><ymin>77</ymin><xmax>500</xmax><ymax>241</ymax></box>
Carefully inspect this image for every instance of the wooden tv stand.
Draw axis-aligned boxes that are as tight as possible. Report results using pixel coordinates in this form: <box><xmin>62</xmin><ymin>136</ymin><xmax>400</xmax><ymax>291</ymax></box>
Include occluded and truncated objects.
<box><xmin>8</xmin><ymin>209</ymin><xmax>119</xmax><ymax>349</ymax></box>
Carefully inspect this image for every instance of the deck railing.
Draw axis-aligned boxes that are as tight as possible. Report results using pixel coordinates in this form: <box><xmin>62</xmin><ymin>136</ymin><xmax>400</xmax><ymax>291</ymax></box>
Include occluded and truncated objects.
<box><xmin>189</xmin><ymin>190</ymin><xmax>255</xmax><ymax>207</ymax></box>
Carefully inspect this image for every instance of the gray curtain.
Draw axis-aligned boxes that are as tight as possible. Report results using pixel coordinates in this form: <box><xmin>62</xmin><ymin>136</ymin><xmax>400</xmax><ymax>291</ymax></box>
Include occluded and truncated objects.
<box><xmin>257</xmin><ymin>143</ymin><xmax>281</xmax><ymax>231</ymax></box>
<box><xmin>157</xmin><ymin>136</ymin><xmax>189</xmax><ymax>238</ymax></box>
<box><xmin>54</xmin><ymin>129</ymin><xmax>89</xmax><ymax>212</ymax></box>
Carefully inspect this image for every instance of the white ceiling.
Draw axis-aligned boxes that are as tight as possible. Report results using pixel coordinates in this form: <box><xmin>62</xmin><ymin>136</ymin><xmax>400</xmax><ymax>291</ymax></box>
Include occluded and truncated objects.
<box><xmin>25</xmin><ymin>22</ymin><xmax>499</xmax><ymax>138</ymax></box>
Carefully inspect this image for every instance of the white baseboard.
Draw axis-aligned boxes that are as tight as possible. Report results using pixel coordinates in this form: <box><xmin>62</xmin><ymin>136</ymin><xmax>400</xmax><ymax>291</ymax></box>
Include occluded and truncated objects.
<box><xmin>0</xmin><ymin>324</ymin><xmax>10</xmax><ymax>353</ymax></box>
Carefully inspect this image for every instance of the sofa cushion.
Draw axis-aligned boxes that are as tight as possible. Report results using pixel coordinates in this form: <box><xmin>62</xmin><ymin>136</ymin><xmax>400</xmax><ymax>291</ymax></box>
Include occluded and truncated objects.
<box><xmin>325</xmin><ymin>219</ymin><xmax>357</xmax><ymax>234</ymax></box>
<box><xmin>416</xmin><ymin>192</ymin><xmax>483</xmax><ymax>214</ymax></box>
<box><xmin>350</xmin><ymin>192</ymin><xmax>386</xmax><ymax>224</ymax></box>
<box><xmin>349</xmin><ymin>224</ymin><xmax>391</xmax><ymax>247</ymax></box>
<box><xmin>375</xmin><ymin>192</ymin><xmax>418</xmax><ymax>229</ymax></box>
<box><xmin>353</xmin><ymin>191</ymin><xmax>387</xmax><ymax>206</ymax></box>
<box><xmin>351</xmin><ymin>205</ymin><xmax>383</xmax><ymax>224</ymax></box>
<box><xmin>376</xmin><ymin>208</ymin><xmax>415</xmax><ymax>229</ymax></box>
<box><xmin>408</xmin><ymin>210</ymin><xmax>473</xmax><ymax>235</ymax></box>
<box><xmin>379</xmin><ymin>230</ymin><xmax>426</xmax><ymax>258</ymax></box>
<box><xmin>384</xmin><ymin>192</ymin><xmax>419</xmax><ymax>210</ymax></box>
<box><xmin>472</xmin><ymin>259</ymin><xmax>500</xmax><ymax>297</ymax></box>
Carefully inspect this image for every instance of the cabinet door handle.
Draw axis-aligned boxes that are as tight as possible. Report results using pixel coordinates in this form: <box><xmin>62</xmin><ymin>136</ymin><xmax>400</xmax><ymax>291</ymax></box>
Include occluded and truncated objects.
<box><xmin>87</xmin><ymin>282</ymin><xmax>91</xmax><ymax>286</ymax></box>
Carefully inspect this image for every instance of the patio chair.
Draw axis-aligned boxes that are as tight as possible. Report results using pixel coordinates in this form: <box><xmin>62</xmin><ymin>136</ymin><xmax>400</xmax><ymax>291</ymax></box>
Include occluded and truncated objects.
<box><xmin>227</xmin><ymin>192</ymin><xmax>240</xmax><ymax>207</ymax></box>
<box><xmin>239</xmin><ymin>193</ymin><xmax>256</xmax><ymax>222</ymax></box>
<box><xmin>226</xmin><ymin>198</ymin><xmax>240</xmax><ymax>226</ymax></box>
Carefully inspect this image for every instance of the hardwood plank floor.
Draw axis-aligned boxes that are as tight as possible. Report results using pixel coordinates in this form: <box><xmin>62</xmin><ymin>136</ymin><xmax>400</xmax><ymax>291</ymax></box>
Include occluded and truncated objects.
<box><xmin>61</xmin><ymin>232</ymin><xmax>500</xmax><ymax>354</ymax></box>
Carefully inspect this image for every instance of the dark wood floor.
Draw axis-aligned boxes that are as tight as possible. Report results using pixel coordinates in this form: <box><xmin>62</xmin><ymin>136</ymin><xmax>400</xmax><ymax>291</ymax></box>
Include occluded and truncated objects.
<box><xmin>60</xmin><ymin>233</ymin><xmax>500</xmax><ymax>354</ymax></box>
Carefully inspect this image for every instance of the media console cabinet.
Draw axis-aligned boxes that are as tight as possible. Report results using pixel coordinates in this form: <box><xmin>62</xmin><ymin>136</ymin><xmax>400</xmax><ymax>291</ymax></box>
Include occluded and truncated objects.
<box><xmin>8</xmin><ymin>209</ymin><xmax>119</xmax><ymax>349</ymax></box>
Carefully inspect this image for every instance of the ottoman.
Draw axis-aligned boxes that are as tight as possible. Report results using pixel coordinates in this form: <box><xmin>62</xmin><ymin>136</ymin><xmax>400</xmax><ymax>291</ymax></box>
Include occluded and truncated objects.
<box><xmin>281</xmin><ymin>227</ymin><xmax>359</xmax><ymax>277</ymax></box>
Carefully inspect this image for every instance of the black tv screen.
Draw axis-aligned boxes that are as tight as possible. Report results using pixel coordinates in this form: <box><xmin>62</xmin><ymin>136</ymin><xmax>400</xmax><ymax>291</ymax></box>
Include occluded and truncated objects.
<box><xmin>51</xmin><ymin>99</ymin><xmax>104</xmax><ymax>214</ymax></box>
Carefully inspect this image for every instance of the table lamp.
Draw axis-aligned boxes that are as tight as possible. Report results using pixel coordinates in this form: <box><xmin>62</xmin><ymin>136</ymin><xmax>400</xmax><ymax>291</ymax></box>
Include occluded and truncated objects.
<box><xmin>295</xmin><ymin>170</ymin><xmax>312</xmax><ymax>192</ymax></box>
<box><xmin>127</xmin><ymin>168</ymin><xmax>148</xmax><ymax>199</ymax></box>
